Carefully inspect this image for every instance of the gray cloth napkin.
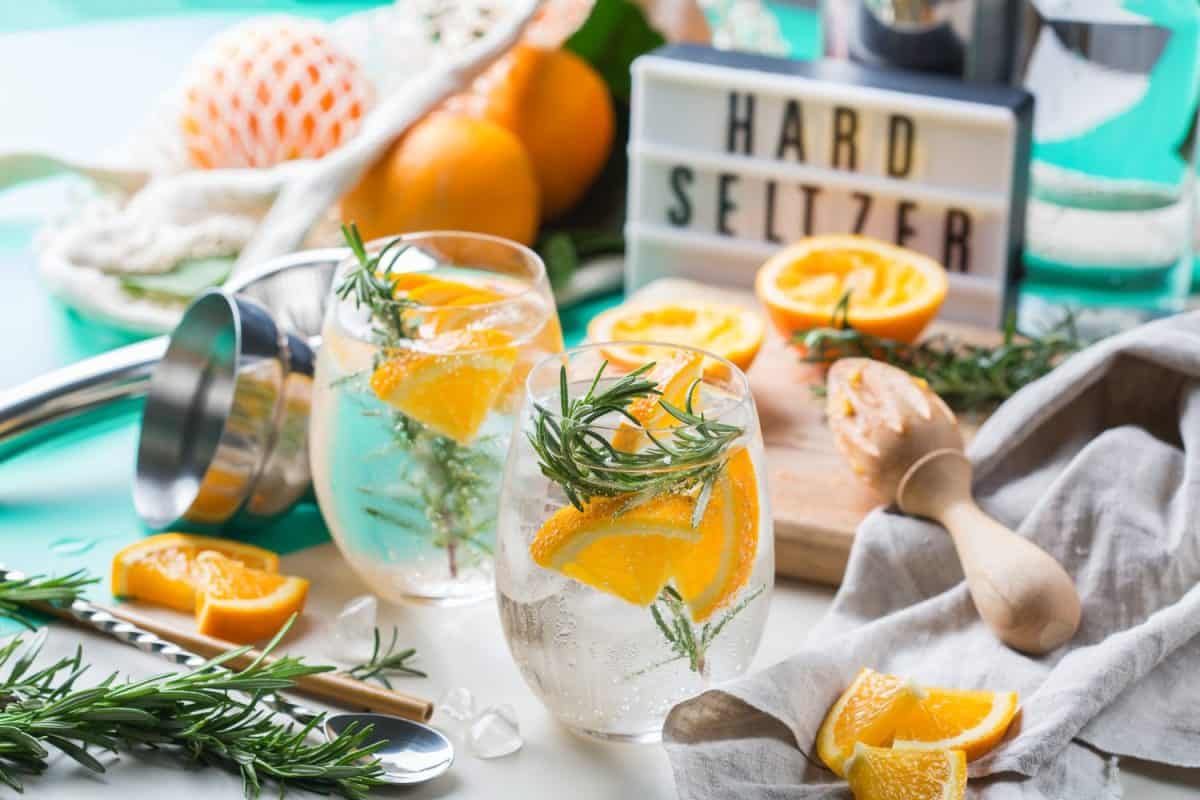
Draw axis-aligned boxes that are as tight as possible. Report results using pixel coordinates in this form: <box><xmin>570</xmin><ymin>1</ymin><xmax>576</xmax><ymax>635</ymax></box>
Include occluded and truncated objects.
<box><xmin>664</xmin><ymin>311</ymin><xmax>1200</xmax><ymax>799</ymax></box>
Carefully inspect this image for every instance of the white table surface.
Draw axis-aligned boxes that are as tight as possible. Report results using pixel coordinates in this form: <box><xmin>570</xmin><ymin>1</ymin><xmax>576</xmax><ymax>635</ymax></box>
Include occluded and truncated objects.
<box><xmin>23</xmin><ymin>542</ymin><xmax>1200</xmax><ymax>798</ymax></box>
<box><xmin>4</xmin><ymin>14</ymin><xmax>1199</xmax><ymax>800</ymax></box>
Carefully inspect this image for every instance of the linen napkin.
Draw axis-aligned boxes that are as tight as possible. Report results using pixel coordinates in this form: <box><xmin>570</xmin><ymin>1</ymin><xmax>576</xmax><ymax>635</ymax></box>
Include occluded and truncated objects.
<box><xmin>664</xmin><ymin>311</ymin><xmax>1200</xmax><ymax>799</ymax></box>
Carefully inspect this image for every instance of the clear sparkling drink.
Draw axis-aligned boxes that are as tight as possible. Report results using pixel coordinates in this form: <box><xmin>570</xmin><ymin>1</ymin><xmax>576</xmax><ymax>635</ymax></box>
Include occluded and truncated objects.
<box><xmin>496</xmin><ymin>343</ymin><xmax>773</xmax><ymax>741</ymax></box>
<box><xmin>310</xmin><ymin>232</ymin><xmax>562</xmax><ymax>605</ymax></box>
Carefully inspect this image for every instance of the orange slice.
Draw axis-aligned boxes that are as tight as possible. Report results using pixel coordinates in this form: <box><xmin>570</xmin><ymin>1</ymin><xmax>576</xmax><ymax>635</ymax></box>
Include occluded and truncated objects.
<box><xmin>610</xmin><ymin>350</ymin><xmax>703</xmax><ymax>452</ymax></box>
<box><xmin>530</xmin><ymin>449</ymin><xmax>759</xmax><ymax>619</ymax></box>
<box><xmin>755</xmin><ymin>235</ymin><xmax>948</xmax><ymax>344</ymax></box>
<box><xmin>111</xmin><ymin>533</ymin><xmax>280</xmax><ymax>612</ymax></box>
<box><xmin>671</xmin><ymin>449</ymin><xmax>760</xmax><ymax>621</ymax></box>
<box><xmin>370</xmin><ymin>328</ymin><xmax>518</xmax><ymax>444</ymax></box>
<box><xmin>192</xmin><ymin>552</ymin><xmax>309</xmax><ymax>644</ymax></box>
<box><xmin>845</xmin><ymin>744</ymin><xmax>966</xmax><ymax>800</ymax></box>
<box><xmin>588</xmin><ymin>300</ymin><xmax>765</xmax><ymax>378</ymax></box>
<box><xmin>531</xmin><ymin>493</ymin><xmax>699</xmax><ymax>606</ymax></box>
<box><xmin>817</xmin><ymin>667</ymin><xmax>924</xmax><ymax>777</ymax></box>
<box><xmin>892</xmin><ymin>687</ymin><xmax>1019</xmax><ymax>761</ymax></box>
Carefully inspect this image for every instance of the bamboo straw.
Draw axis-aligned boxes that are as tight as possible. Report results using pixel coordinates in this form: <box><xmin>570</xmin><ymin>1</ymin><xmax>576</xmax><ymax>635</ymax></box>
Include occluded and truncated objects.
<box><xmin>54</xmin><ymin>602</ymin><xmax>434</xmax><ymax>722</ymax></box>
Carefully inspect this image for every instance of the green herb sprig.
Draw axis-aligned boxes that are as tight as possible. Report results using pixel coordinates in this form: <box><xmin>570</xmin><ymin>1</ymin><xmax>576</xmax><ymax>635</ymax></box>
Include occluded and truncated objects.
<box><xmin>344</xmin><ymin>627</ymin><xmax>426</xmax><ymax>688</ymax></box>
<box><xmin>0</xmin><ymin>615</ymin><xmax>385</xmax><ymax>798</ymax></box>
<box><xmin>528</xmin><ymin>361</ymin><xmax>744</xmax><ymax>519</ymax></box>
<box><xmin>336</xmin><ymin>223</ymin><xmax>416</xmax><ymax>346</ymax></box>
<box><xmin>0</xmin><ymin>570</ymin><xmax>96</xmax><ymax>629</ymax></box>
<box><xmin>633</xmin><ymin>584</ymin><xmax>765</xmax><ymax>678</ymax></box>
<box><xmin>797</xmin><ymin>292</ymin><xmax>1082</xmax><ymax>412</ymax></box>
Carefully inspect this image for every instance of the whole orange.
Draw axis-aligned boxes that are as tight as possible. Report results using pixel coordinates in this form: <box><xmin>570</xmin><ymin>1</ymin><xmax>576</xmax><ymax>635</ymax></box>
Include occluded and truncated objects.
<box><xmin>340</xmin><ymin>112</ymin><xmax>540</xmax><ymax>245</ymax></box>
<box><xmin>455</xmin><ymin>45</ymin><xmax>615</xmax><ymax>218</ymax></box>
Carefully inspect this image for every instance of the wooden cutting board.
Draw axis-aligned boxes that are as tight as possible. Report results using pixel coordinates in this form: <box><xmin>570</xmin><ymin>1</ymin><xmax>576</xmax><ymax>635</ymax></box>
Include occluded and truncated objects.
<box><xmin>623</xmin><ymin>280</ymin><xmax>998</xmax><ymax>586</ymax></box>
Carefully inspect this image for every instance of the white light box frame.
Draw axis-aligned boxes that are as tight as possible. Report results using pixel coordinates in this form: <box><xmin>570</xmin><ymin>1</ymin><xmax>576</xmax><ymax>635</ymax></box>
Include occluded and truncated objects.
<box><xmin>625</xmin><ymin>45</ymin><xmax>1034</xmax><ymax>327</ymax></box>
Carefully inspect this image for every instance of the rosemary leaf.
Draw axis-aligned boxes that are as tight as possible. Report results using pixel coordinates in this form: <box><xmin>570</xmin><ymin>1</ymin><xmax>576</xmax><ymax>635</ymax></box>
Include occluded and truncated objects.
<box><xmin>344</xmin><ymin>627</ymin><xmax>427</xmax><ymax>689</ymax></box>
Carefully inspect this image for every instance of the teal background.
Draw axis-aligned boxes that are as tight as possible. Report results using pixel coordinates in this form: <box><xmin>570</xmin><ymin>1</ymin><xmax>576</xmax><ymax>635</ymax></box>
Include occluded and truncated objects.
<box><xmin>0</xmin><ymin>1</ymin><xmax>819</xmax><ymax>633</ymax></box>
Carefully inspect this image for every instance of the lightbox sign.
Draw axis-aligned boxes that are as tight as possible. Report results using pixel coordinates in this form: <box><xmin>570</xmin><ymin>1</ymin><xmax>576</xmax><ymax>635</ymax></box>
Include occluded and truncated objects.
<box><xmin>626</xmin><ymin>45</ymin><xmax>1034</xmax><ymax>326</ymax></box>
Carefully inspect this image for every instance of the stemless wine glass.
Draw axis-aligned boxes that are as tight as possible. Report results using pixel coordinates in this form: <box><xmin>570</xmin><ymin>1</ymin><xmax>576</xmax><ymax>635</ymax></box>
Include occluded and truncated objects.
<box><xmin>310</xmin><ymin>232</ymin><xmax>563</xmax><ymax>606</ymax></box>
<box><xmin>497</xmin><ymin>342</ymin><xmax>773</xmax><ymax>742</ymax></box>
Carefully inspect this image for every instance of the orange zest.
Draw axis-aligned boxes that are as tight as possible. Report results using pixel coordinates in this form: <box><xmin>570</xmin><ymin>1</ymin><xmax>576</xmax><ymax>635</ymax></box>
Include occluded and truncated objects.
<box><xmin>845</xmin><ymin>743</ymin><xmax>967</xmax><ymax>800</ymax></box>
<box><xmin>111</xmin><ymin>533</ymin><xmax>280</xmax><ymax>612</ymax></box>
<box><xmin>817</xmin><ymin>667</ymin><xmax>1019</xmax><ymax>777</ymax></box>
<box><xmin>755</xmin><ymin>235</ymin><xmax>948</xmax><ymax>344</ymax></box>
<box><xmin>529</xmin><ymin>449</ymin><xmax>759</xmax><ymax>621</ymax></box>
<box><xmin>192</xmin><ymin>552</ymin><xmax>310</xmax><ymax>644</ymax></box>
<box><xmin>369</xmin><ymin>328</ymin><xmax>518</xmax><ymax>444</ymax></box>
<box><xmin>610</xmin><ymin>351</ymin><xmax>704</xmax><ymax>452</ymax></box>
<box><xmin>588</xmin><ymin>300</ymin><xmax>765</xmax><ymax>378</ymax></box>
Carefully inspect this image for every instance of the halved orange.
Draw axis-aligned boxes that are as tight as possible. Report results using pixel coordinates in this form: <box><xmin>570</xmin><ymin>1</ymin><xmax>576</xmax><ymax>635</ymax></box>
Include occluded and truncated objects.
<box><xmin>192</xmin><ymin>552</ymin><xmax>309</xmax><ymax>644</ymax></box>
<box><xmin>530</xmin><ymin>449</ymin><xmax>760</xmax><ymax>621</ymax></box>
<box><xmin>817</xmin><ymin>667</ymin><xmax>924</xmax><ymax>777</ymax></box>
<box><xmin>610</xmin><ymin>350</ymin><xmax>704</xmax><ymax>452</ymax></box>
<box><xmin>111</xmin><ymin>533</ymin><xmax>280</xmax><ymax>612</ymax></box>
<box><xmin>755</xmin><ymin>235</ymin><xmax>947</xmax><ymax>344</ymax></box>
<box><xmin>588</xmin><ymin>300</ymin><xmax>765</xmax><ymax>378</ymax></box>
<box><xmin>370</xmin><ymin>328</ymin><xmax>518</xmax><ymax>444</ymax></box>
<box><xmin>892</xmin><ymin>687</ymin><xmax>1019</xmax><ymax>761</ymax></box>
<box><xmin>845</xmin><ymin>743</ymin><xmax>966</xmax><ymax>800</ymax></box>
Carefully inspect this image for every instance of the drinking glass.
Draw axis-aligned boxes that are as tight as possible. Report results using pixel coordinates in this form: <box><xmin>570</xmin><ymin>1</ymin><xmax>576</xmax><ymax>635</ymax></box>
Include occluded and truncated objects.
<box><xmin>496</xmin><ymin>342</ymin><xmax>773</xmax><ymax>742</ymax></box>
<box><xmin>310</xmin><ymin>232</ymin><xmax>563</xmax><ymax>606</ymax></box>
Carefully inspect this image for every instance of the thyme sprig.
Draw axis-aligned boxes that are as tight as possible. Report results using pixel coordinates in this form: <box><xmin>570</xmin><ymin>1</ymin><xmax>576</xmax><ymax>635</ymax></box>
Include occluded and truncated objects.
<box><xmin>528</xmin><ymin>361</ymin><xmax>744</xmax><ymax>516</ymax></box>
<box><xmin>797</xmin><ymin>292</ymin><xmax>1082</xmax><ymax>412</ymax></box>
<box><xmin>344</xmin><ymin>627</ymin><xmax>426</xmax><ymax>688</ymax></box>
<box><xmin>336</xmin><ymin>222</ymin><xmax>416</xmax><ymax>346</ymax></box>
<box><xmin>633</xmin><ymin>585</ymin><xmax>765</xmax><ymax>678</ymax></box>
<box><xmin>0</xmin><ymin>607</ymin><xmax>386</xmax><ymax>798</ymax></box>
<box><xmin>0</xmin><ymin>570</ymin><xmax>96</xmax><ymax>629</ymax></box>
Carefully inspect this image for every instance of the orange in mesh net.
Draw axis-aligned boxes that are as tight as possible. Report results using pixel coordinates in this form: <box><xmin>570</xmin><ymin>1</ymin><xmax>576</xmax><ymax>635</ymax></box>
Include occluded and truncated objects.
<box><xmin>179</xmin><ymin>16</ymin><xmax>373</xmax><ymax>169</ymax></box>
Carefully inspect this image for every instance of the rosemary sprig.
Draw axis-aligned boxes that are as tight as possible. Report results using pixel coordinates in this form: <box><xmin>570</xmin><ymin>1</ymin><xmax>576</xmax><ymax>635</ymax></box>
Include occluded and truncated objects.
<box><xmin>796</xmin><ymin>292</ymin><xmax>1082</xmax><ymax>412</ymax></box>
<box><xmin>0</xmin><ymin>618</ymin><xmax>385</xmax><ymax>798</ymax></box>
<box><xmin>0</xmin><ymin>570</ymin><xmax>96</xmax><ymax>629</ymax></box>
<box><xmin>528</xmin><ymin>361</ymin><xmax>744</xmax><ymax>514</ymax></box>
<box><xmin>633</xmin><ymin>585</ymin><xmax>765</xmax><ymax>678</ymax></box>
<box><xmin>344</xmin><ymin>627</ymin><xmax>426</xmax><ymax>689</ymax></box>
<box><xmin>336</xmin><ymin>222</ymin><xmax>416</xmax><ymax>346</ymax></box>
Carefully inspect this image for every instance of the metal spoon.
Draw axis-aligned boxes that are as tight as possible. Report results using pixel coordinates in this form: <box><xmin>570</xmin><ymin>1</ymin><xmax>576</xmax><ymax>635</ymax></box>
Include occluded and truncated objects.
<box><xmin>0</xmin><ymin>565</ymin><xmax>455</xmax><ymax>786</ymax></box>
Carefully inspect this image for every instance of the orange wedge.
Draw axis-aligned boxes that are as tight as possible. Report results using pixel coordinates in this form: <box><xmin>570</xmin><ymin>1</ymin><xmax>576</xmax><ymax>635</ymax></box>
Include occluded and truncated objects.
<box><xmin>610</xmin><ymin>350</ymin><xmax>703</xmax><ymax>452</ymax></box>
<box><xmin>755</xmin><ymin>235</ymin><xmax>948</xmax><ymax>344</ymax></box>
<box><xmin>111</xmin><ymin>533</ymin><xmax>280</xmax><ymax>612</ymax></box>
<box><xmin>588</xmin><ymin>300</ymin><xmax>765</xmax><ymax>377</ymax></box>
<box><xmin>192</xmin><ymin>552</ymin><xmax>309</xmax><ymax>644</ymax></box>
<box><xmin>530</xmin><ymin>449</ymin><xmax>759</xmax><ymax>620</ymax></box>
<box><xmin>845</xmin><ymin>744</ymin><xmax>966</xmax><ymax>800</ymax></box>
<box><xmin>817</xmin><ymin>667</ymin><xmax>924</xmax><ymax>777</ymax></box>
<box><xmin>370</xmin><ymin>328</ymin><xmax>518</xmax><ymax>444</ymax></box>
<box><xmin>892</xmin><ymin>687</ymin><xmax>1019</xmax><ymax>761</ymax></box>
<box><xmin>671</xmin><ymin>449</ymin><xmax>760</xmax><ymax>621</ymax></box>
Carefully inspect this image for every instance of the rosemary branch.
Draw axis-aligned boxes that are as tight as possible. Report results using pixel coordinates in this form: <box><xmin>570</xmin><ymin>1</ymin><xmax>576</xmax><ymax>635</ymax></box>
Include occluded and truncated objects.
<box><xmin>528</xmin><ymin>361</ymin><xmax>744</xmax><ymax>515</ymax></box>
<box><xmin>796</xmin><ymin>292</ymin><xmax>1082</xmax><ymax>411</ymax></box>
<box><xmin>0</xmin><ymin>570</ymin><xmax>96</xmax><ymax>629</ymax></box>
<box><xmin>336</xmin><ymin>222</ymin><xmax>416</xmax><ymax>347</ymax></box>
<box><xmin>0</xmin><ymin>612</ymin><xmax>385</xmax><ymax>798</ymax></box>
<box><xmin>344</xmin><ymin>627</ymin><xmax>426</xmax><ymax>689</ymax></box>
<box><xmin>634</xmin><ymin>585</ymin><xmax>765</xmax><ymax>678</ymax></box>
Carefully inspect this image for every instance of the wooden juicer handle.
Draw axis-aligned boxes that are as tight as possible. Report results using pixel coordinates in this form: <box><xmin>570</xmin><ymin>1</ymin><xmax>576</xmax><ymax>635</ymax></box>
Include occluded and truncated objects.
<box><xmin>898</xmin><ymin>449</ymin><xmax>1081</xmax><ymax>654</ymax></box>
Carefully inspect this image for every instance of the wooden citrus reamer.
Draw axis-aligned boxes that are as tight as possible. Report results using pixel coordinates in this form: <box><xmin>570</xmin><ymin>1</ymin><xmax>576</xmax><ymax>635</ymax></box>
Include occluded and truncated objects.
<box><xmin>825</xmin><ymin>358</ymin><xmax>1081</xmax><ymax>654</ymax></box>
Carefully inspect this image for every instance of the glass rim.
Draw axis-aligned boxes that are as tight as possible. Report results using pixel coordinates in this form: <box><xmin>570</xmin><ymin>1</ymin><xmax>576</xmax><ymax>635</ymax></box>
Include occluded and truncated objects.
<box><xmin>337</xmin><ymin>230</ymin><xmax>548</xmax><ymax>313</ymax></box>
<box><xmin>524</xmin><ymin>340</ymin><xmax>754</xmax><ymax>434</ymax></box>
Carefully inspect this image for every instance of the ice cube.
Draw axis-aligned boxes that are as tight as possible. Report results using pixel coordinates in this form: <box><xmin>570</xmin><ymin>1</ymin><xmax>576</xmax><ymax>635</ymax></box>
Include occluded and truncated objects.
<box><xmin>325</xmin><ymin>594</ymin><xmax>377</xmax><ymax>664</ymax></box>
<box><xmin>437</xmin><ymin>687</ymin><xmax>476</xmax><ymax>722</ymax></box>
<box><xmin>468</xmin><ymin>704</ymin><xmax>522</xmax><ymax>759</ymax></box>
